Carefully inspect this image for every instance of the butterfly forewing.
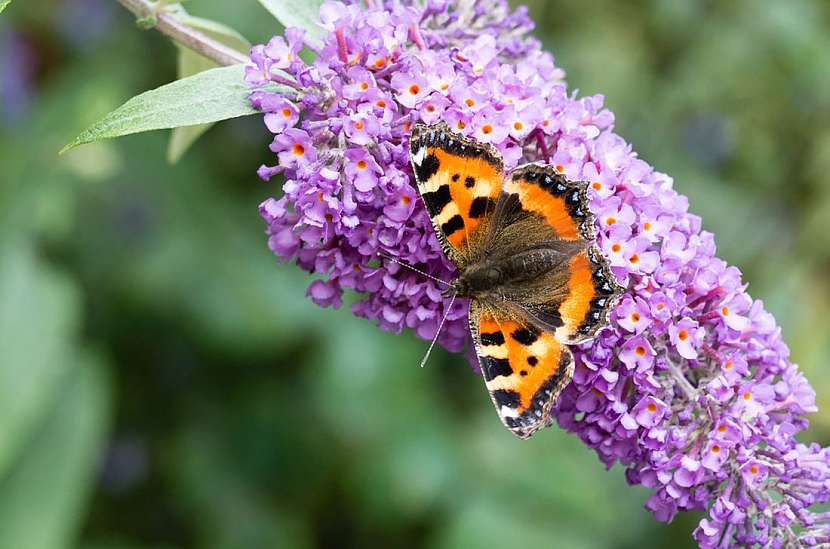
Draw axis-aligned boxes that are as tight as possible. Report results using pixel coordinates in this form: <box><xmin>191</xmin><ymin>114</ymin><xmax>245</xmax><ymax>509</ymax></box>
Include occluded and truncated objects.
<box><xmin>409</xmin><ymin>122</ymin><xmax>503</xmax><ymax>268</ymax></box>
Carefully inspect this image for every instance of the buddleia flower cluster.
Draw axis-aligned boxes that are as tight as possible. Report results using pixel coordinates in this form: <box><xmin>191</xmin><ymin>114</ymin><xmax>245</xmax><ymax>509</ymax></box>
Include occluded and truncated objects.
<box><xmin>246</xmin><ymin>1</ymin><xmax>830</xmax><ymax>546</ymax></box>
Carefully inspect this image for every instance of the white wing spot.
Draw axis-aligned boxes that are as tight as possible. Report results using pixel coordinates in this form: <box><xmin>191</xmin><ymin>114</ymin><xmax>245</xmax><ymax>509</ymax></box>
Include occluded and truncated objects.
<box><xmin>500</xmin><ymin>406</ymin><xmax>519</xmax><ymax>418</ymax></box>
<box><xmin>412</xmin><ymin>146</ymin><xmax>426</xmax><ymax>166</ymax></box>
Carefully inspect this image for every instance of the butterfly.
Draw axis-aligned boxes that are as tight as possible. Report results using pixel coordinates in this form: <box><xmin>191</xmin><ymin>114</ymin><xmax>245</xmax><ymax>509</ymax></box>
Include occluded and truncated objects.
<box><xmin>408</xmin><ymin>122</ymin><xmax>624</xmax><ymax>439</ymax></box>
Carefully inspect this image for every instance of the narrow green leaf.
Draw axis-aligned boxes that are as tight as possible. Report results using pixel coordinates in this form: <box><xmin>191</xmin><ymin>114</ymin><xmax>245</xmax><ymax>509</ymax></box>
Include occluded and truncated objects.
<box><xmin>178</xmin><ymin>14</ymin><xmax>251</xmax><ymax>54</ymax></box>
<box><xmin>168</xmin><ymin>16</ymin><xmax>252</xmax><ymax>164</ymax></box>
<box><xmin>256</xmin><ymin>0</ymin><xmax>326</xmax><ymax>47</ymax></box>
<box><xmin>62</xmin><ymin>64</ymin><xmax>264</xmax><ymax>154</ymax></box>
<box><xmin>0</xmin><ymin>354</ymin><xmax>111</xmax><ymax>549</ymax></box>
<box><xmin>0</xmin><ymin>238</ymin><xmax>80</xmax><ymax>479</ymax></box>
<box><xmin>0</xmin><ymin>0</ymin><xmax>10</xmax><ymax>15</ymax></box>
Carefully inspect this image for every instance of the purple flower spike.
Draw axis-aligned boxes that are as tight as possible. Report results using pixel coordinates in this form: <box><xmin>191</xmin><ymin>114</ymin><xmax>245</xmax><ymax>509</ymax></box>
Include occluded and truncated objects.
<box><xmin>246</xmin><ymin>1</ymin><xmax>830</xmax><ymax>546</ymax></box>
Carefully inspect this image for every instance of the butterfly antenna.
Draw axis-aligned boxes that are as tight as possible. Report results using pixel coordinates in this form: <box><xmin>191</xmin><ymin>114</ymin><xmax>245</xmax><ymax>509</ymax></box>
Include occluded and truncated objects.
<box><xmin>377</xmin><ymin>252</ymin><xmax>451</xmax><ymax>288</ymax></box>
<box><xmin>419</xmin><ymin>293</ymin><xmax>456</xmax><ymax>368</ymax></box>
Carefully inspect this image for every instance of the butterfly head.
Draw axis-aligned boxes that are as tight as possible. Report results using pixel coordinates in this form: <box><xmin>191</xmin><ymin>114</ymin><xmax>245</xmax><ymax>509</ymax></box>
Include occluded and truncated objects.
<box><xmin>442</xmin><ymin>263</ymin><xmax>503</xmax><ymax>299</ymax></box>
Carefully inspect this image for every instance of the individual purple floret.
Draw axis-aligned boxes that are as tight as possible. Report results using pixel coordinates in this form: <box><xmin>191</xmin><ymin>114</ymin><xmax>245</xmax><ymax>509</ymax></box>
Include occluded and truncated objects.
<box><xmin>247</xmin><ymin>1</ymin><xmax>830</xmax><ymax>546</ymax></box>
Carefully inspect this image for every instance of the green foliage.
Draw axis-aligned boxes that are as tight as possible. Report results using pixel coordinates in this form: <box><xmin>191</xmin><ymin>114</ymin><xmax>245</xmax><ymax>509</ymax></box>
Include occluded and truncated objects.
<box><xmin>0</xmin><ymin>355</ymin><xmax>111</xmax><ymax>549</ymax></box>
<box><xmin>0</xmin><ymin>240</ymin><xmax>81</xmax><ymax>478</ymax></box>
<box><xmin>168</xmin><ymin>15</ymin><xmax>252</xmax><ymax>163</ymax></box>
<box><xmin>255</xmin><ymin>0</ymin><xmax>326</xmax><ymax>47</ymax></box>
<box><xmin>61</xmin><ymin>64</ymin><xmax>277</xmax><ymax>154</ymax></box>
<box><xmin>0</xmin><ymin>0</ymin><xmax>10</xmax><ymax>15</ymax></box>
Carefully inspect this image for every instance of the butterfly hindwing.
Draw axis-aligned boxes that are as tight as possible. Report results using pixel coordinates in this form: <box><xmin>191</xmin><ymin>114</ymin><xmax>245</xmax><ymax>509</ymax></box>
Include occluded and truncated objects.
<box><xmin>410</xmin><ymin>122</ymin><xmax>503</xmax><ymax>268</ymax></box>
<box><xmin>470</xmin><ymin>301</ymin><xmax>574</xmax><ymax>439</ymax></box>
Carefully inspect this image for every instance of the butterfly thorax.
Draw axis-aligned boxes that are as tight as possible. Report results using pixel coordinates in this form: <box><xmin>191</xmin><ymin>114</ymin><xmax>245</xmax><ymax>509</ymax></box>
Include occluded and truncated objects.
<box><xmin>448</xmin><ymin>247</ymin><xmax>574</xmax><ymax>299</ymax></box>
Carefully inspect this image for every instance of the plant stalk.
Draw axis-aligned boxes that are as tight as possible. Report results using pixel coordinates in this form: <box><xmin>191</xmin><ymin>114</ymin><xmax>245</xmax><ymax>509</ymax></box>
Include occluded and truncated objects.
<box><xmin>115</xmin><ymin>0</ymin><xmax>249</xmax><ymax>66</ymax></box>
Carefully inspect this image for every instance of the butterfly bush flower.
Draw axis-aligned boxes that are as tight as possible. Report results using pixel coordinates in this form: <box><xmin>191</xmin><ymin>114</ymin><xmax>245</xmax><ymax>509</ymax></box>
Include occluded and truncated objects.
<box><xmin>247</xmin><ymin>1</ymin><xmax>830</xmax><ymax>545</ymax></box>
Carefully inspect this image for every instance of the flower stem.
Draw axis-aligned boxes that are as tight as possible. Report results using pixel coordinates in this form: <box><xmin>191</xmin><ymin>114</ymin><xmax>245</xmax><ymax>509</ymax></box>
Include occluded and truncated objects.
<box><xmin>115</xmin><ymin>0</ymin><xmax>249</xmax><ymax>66</ymax></box>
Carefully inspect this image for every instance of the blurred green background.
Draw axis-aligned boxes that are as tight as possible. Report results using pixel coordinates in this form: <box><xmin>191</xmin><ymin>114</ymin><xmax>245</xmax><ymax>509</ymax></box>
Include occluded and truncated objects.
<box><xmin>1</xmin><ymin>1</ymin><xmax>829</xmax><ymax>548</ymax></box>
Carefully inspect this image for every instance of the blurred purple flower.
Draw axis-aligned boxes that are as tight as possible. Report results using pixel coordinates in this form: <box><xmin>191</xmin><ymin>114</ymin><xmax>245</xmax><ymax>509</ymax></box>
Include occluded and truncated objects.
<box><xmin>246</xmin><ymin>1</ymin><xmax>830</xmax><ymax>546</ymax></box>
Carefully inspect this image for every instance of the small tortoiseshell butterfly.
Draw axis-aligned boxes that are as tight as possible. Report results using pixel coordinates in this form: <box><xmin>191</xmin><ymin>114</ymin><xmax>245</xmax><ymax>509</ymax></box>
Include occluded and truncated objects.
<box><xmin>409</xmin><ymin>122</ymin><xmax>624</xmax><ymax>439</ymax></box>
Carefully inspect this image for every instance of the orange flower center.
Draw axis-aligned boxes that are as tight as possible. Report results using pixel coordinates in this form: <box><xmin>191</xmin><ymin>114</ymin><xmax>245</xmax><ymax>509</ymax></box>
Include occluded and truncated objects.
<box><xmin>749</xmin><ymin>465</ymin><xmax>759</xmax><ymax>475</ymax></box>
<box><xmin>678</xmin><ymin>329</ymin><xmax>688</xmax><ymax>341</ymax></box>
<box><xmin>408</xmin><ymin>84</ymin><xmax>420</xmax><ymax>95</ymax></box>
<box><xmin>356</xmin><ymin>160</ymin><xmax>368</xmax><ymax>170</ymax></box>
<box><xmin>456</xmin><ymin>120</ymin><xmax>466</xmax><ymax>130</ymax></box>
<box><xmin>376</xmin><ymin>100</ymin><xmax>387</xmax><ymax>108</ymax></box>
<box><xmin>401</xmin><ymin>196</ymin><xmax>411</xmax><ymax>205</ymax></box>
<box><xmin>611</xmin><ymin>243</ymin><xmax>622</xmax><ymax>253</ymax></box>
<box><xmin>629</xmin><ymin>254</ymin><xmax>640</xmax><ymax>264</ymax></box>
<box><xmin>643</xmin><ymin>222</ymin><xmax>652</xmax><ymax>231</ymax></box>
<box><xmin>718</xmin><ymin>424</ymin><xmax>727</xmax><ymax>433</ymax></box>
<box><xmin>555</xmin><ymin>164</ymin><xmax>565</xmax><ymax>173</ymax></box>
<box><xmin>630</xmin><ymin>312</ymin><xmax>641</xmax><ymax>323</ymax></box>
<box><xmin>725</xmin><ymin>360</ymin><xmax>734</xmax><ymax>370</ymax></box>
<box><xmin>606</xmin><ymin>216</ymin><xmax>617</xmax><ymax>225</ymax></box>
<box><xmin>711</xmin><ymin>445</ymin><xmax>721</xmax><ymax>454</ymax></box>
<box><xmin>743</xmin><ymin>391</ymin><xmax>752</xmax><ymax>401</ymax></box>
<box><xmin>374</xmin><ymin>58</ymin><xmax>387</xmax><ymax>69</ymax></box>
<box><xmin>646</xmin><ymin>402</ymin><xmax>657</xmax><ymax>413</ymax></box>
<box><xmin>592</xmin><ymin>182</ymin><xmax>602</xmax><ymax>190</ymax></box>
<box><xmin>722</xmin><ymin>306</ymin><xmax>730</xmax><ymax>316</ymax></box>
<box><xmin>482</xmin><ymin>124</ymin><xmax>493</xmax><ymax>135</ymax></box>
<box><xmin>360</xmin><ymin>81</ymin><xmax>369</xmax><ymax>91</ymax></box>
<box><xmin>513</xmin><ymin>121</ymin><xmax>523</xmax><ymax>130</ymax></box>
<box><xmin>635</xmin><ymin>346</ymin><xmax>646</xmax><ymax>357</ymax></box>
<box><xmin>281</xmin><ymin>108</ymin><xmax>292</xmax><ymax>118</ymax></box>
<box><xmin>465</xmin><ymin>98</ymin><xmax>476</xmax><ymax>107</ymax></box>
<box><xmin>426</xmin><ymin>104</ymin><xmax>436</xmax><ymax>112</ymax></box>
<box><xmin>292</xmin><ymin>144</ymin><xmax>305</xmax><ymax>156</ymax></box>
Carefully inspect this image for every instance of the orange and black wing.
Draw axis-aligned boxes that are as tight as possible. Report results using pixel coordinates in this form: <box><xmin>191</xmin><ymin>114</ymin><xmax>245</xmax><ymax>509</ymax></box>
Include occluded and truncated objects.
<box><xmin>469</xmin><ymin>301</ymin><xmax>574</xmax><ymax>439</ymax></box>
<box><xmin>490</xmin><ymin>164</ymin><xmax>624</xmax><ymax>344</ymax></box>
<box><xmin>409</xmin><ymin>122</ymin><xmax>503</xmax><ymax>269</ymax></box>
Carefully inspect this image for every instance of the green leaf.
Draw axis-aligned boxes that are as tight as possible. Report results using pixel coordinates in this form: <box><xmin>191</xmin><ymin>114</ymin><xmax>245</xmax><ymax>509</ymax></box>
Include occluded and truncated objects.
<box><xmin>168</xmin><ymin>16</ymin><xmax>252</xmax><ymax>164</ymax></box>
<box><xmin>0</xmin><ymin>238</ymin><xmax>81</xmax><ymax>479</ymax></box>
<box><xmin>178</xmin><ymin>14</ymin><xmax>251</xmax><ymax>54</ymax></box>
<box><xmin>0</xmin><ymin>353</ymin><xmax>111</xmax><ymax>549</ymax></box>
<box><xmin>62</xmin><ymin>64</ymin><xmax>276</xmax><ymax>154</ymax></box>
<box><xmin>0</xmin><ymin>0</ymin><xmax>10</xmax><ymax>15</ymax></box>
<box><xmin>256</xmin><ymin>0</ymin><xmax>326</xmax><ymax>47</ymax></box>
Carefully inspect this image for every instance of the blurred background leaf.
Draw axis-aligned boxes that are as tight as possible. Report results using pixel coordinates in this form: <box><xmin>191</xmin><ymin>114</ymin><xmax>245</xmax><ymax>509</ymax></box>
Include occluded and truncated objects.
<box><xmin>0</xmin><ymin>1</ymin><xmax>828</xmax><ymax>548</ymax></box>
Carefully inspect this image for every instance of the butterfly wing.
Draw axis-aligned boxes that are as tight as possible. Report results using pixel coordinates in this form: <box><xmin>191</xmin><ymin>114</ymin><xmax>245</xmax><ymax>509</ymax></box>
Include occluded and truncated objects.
<box><xmin>409</xmin><ymin>122</ymin><xmax>503</xmax><ymax>269</ymax></box>
<box><xmin>469</xmin><ymin>165</ymin><xmax>623</xmax><ymax>438</ymax></box>
<box><xmin>408</xmin><ymin>125</ymin><xmax>623</xmax><ymax>439</ymax></box>
<box><xmin>492</xmin><ymin>164</ymin><xmax>624</xmax><ymax>344</ymax></box>
<box><xmin>469</xmin><ymin>300</ymin><xmax>574</xmax><ymax>439</ymax></box>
